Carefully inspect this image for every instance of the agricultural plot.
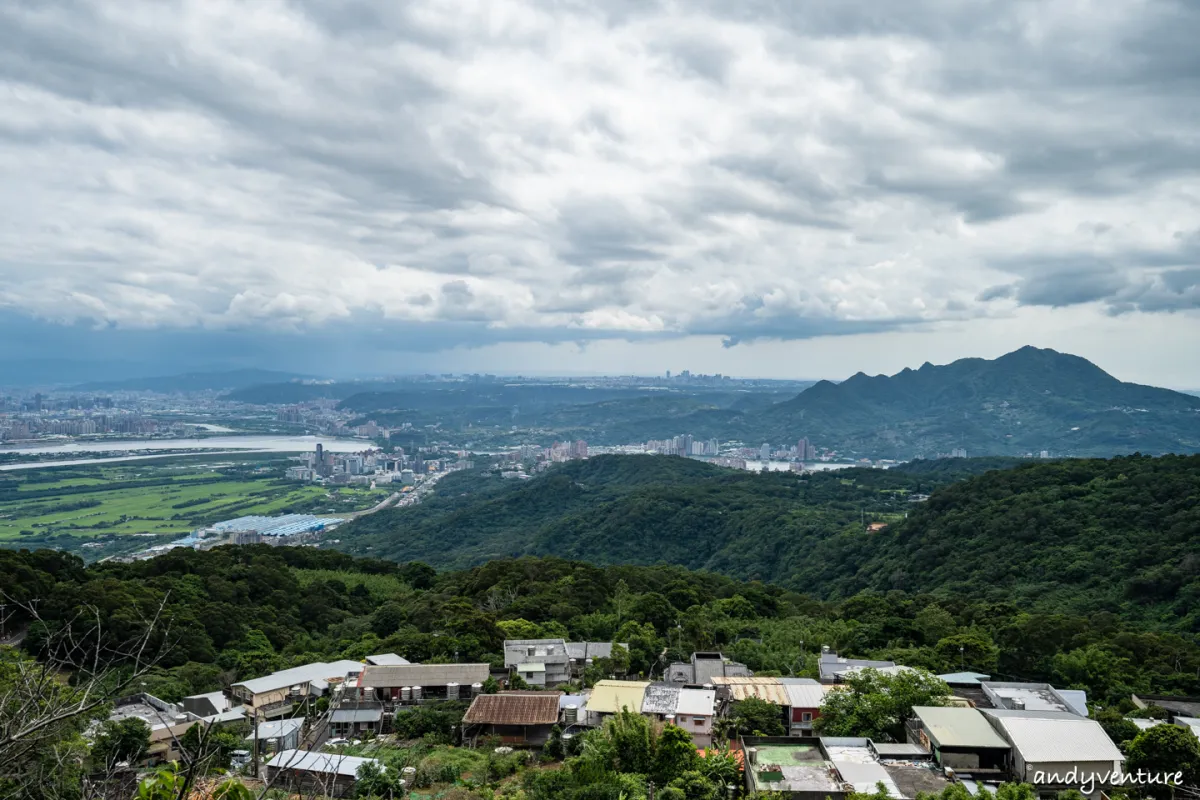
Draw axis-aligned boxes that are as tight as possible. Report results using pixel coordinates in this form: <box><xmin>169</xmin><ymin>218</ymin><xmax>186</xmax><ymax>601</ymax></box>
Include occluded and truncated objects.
<box><xmin>0</xmin><ymin>459</ymin><xmax>391</xmax><ymax>547</ymax></box>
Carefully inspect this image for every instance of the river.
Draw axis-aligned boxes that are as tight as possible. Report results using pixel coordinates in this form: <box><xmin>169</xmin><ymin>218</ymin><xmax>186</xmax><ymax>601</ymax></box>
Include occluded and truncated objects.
<box><xmin>0</xmin><ymin>435</ymin><xmax>372</xmax><ymax>471</ymax></box>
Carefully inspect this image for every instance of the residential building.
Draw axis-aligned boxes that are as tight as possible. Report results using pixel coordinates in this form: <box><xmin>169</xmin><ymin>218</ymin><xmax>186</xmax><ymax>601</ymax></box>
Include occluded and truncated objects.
<box><xmin>666</xmin><ymin>651</ymin><xmax>752</xmax><ymax>685</ymax></box>
<box><xmin>355</xmin><ymin>663</ymin><xmax>490</xmax><ymax>705</ymax></box>
<box><xmin>783</xmin><ymin>680</ymin><xmax>829</xmax><ymax>736</ymax></box>
<box><xmin>566</xmin><ymin>641</ymin><xmax>628</xmax><ymax>673</ymax></box>
<box><xmin>639</xmin><ymin>684</ymin><xmax>718</xmax><ymax>746</ymax></box>
<box><xmin>1130</xmin><ymin>693</ymin><xmax>1200</xmax><ymax>724</ymax></box>
<box><xmin>329</xmin><ymin>703</ymin><xmax>386</xmax><ymax>738</ymax></box>
<box><xmin>1176</xmin><ymin>716</ymin><xmax>1200</xmax><ymax>740</ymax></box>
<box><xmin>504</xmin><ymin>639</ymin><xmax>571</xmax><ymax>686</ymax></box>
<box><xmin>982</xmin><ymin>710</ymin><xmax>1124</xmax><ymax>795</ymax></box>
<box><xmin>264</xmin><ymin>750</ymin><xmax>384</xmax><ymax>799</ymax></box>
<box><xmin>674</xmin><ymin>688</ymin><xmax>718</xmax><ymax>748</ymax></box>
<box><xmin>181</xmin><ymin>691</ymin><xmax>229</xmax><ymax>718</ymax></box>
<box><xmin>908</xmin><ymin>706</ymin><xmax>1010</xmax><ymax>773</ymax></box>
<box><xmin>937</xmin><ymin>672</ymin><xmax>992</xmax><ymax>688</ymax></box>
<box><xmin>585</xmin><ymin>680</ymin><xmax>650</xmax><ymax>725</ymax></box>
<box><xmin>244</xmin><ymin>718</ymin><xmax>304</xmax><ymax>754</ymax></box>
<box><xmin>462</xmin><ymin>691</ymin><xmax>563</xmax><ymax>747</ymax></box>
<box><xmin>230</xmin><ymin>660</ymin><xmax>363</xmax><ymax>718</ymax></box>
<box><xmin>980</xmin><ymin>682</ymin><xmax>1085</xmax><ymax>716</ymax></box>
<box><xmin>817</xmin><ymin>649</ymin><xmax>897</xmax><ymax>684</ymax></box>
<box><xmin>741</xmin><ymin>736</ymin><xmax>848</xmax><ymax>800</ymax></box>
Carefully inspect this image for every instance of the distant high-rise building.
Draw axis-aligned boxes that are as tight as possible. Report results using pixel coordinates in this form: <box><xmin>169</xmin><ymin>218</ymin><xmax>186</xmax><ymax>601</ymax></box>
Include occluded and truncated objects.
<box><xmin>951</xmin><ymin>448</ymin><xmax>967</xmax><ymax>458</ymax></box>
<box><xmin>760</xmin><ymin>443</ymin><xmax>771</xmax><ymax>461</ymax></box>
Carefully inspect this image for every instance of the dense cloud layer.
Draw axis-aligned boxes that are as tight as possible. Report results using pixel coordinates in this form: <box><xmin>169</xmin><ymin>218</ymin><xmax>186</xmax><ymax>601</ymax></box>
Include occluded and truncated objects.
<box><xmin>1</xmin><ymin>0</ymin><xmax>1198</xmax><ymax>353</ymax></box>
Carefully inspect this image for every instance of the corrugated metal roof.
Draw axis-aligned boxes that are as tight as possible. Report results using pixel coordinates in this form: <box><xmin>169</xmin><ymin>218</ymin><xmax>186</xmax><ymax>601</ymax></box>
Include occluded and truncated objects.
<box><xmin>463</xmin><ymin>692</ymin><xmax>562</xmax><ymax>725</ymax></box>
<box><xmin>358</xmin><ymin>663</ymin><xmax>489</xmax><ymax>688</ymax></box>
<box><xmin>331</xmin><ymin>707</ymin><xmax>383</xmax><ymax>723</ymax></box>
<box><xmin>265</xmin><ymin>749</ymin><xmax>381</xmax><ymax>778</ymax></box>
<box><xmin>516</xmin><ymin>662</ymin><xmax>547</xmax><ymax>673</ymax></box>
<box><xmin>785</xmin><ymin>683</ymin><xmax>829</xmax><ymax>709</ymax></box>
<box><xmin>988</xmin><ymin>715</ymin><xmax>1124</xmax><ymax>764</ymax></box>
<box><xmin>711</xmin><ymin>677</ymin><xmax>790</xmax><ymax>705</ymax></box>
<box><xmin>914</xmin><ymin>706</ymin><xmax>1008</xmax><ymax>749</ymax></box>
<box><xmin>233</xmin><ymin>660</ymin><xmax>363</xmax><ymax>696</ymax></box>
<box><xmin>245</xmin><ymin>718</ymin><xmax>304</xmax><ymax>741</ymax></box>
<box><xmin>586</xmin><ymin>681</ymin><xmax>649</xmax><ymax>714</ymax></box>
<box><xmin>833</xmin><ymin>760</ymin><xmax>903</xmax><ymax>797</ymax></box>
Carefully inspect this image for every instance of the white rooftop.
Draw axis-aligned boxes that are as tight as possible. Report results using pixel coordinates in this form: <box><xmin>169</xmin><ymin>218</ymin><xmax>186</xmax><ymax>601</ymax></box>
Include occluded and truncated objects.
<box><xmin>987</xmin><ymin>714</ymin><xmax>1124</xmax><ymax>765</ymax></box>
<box><xmin>233</xmin><ymin>660</ymin><xmax>363</xmax><ymax>696</ymax></box>
<box><xmin>675</xmin><ymin>688</ymin><xmax>717</xmax><ymax>717</ymax></box>
<box><xmin>246</xmin><ymin>718</ymin><xmax>305</xmax><ymax>741</ymax></box>
<box><xmin>265</xmin><ymin>749</ymin><xmax>381</xmax><ymax>778</ymax></box>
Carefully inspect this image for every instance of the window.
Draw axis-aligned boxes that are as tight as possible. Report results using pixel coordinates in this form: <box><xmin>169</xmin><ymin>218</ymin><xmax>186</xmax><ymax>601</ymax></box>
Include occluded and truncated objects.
<box><xmin>802</xmin><ymin>712</ymin><xmax>812</xmax><ymax>722</ymax></box>
<box><xmin>694</xmin><ymin>718</ymin><xmax>704</xmax><ymax>727</ymax></box>
<box><xmin>677</xmin><ymin>716</ymin><xmax>688</xmax><ymax>724</ymax></box>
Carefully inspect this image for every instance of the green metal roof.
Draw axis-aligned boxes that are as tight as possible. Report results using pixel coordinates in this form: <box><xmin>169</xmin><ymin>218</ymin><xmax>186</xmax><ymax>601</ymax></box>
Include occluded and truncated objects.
<box><xmin>913</xmin><ymin>705</ymin><xmax>1009</xmax><ymax>749</ymax></box>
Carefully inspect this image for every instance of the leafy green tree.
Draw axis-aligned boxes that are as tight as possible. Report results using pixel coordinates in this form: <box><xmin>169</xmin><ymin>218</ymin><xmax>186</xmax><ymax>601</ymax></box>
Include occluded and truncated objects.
<box><xmin>355</xmin><ymin>760</ymin><xmax>402</xmax><ymax>798</ymax></box>
<box><xmin>654</xmin><ymin>724</ymin><xmax>700</xmax><ymax>785</ymax></box>
<box><xmin>815</xmin><ymin>668</ymin><xmax>949</xmax><ymax>741</ymax></box>
<box><xmin>915</xmin><ymin>605</ymin><xmax>957</xmax><ymax>645</ymax></box>
<box><xmin>697</xmin><ymin>749</ymin><xmax>741</xmax><ymax>788</ymax></box>
<box><xmin>179</xmin><ymin>723</ymin><xmax>244</xmax><ymax>771</ymax></box>
<box><xmin>934</xmin><ymin>631</ymin><xmax>999</xmax><ymax>675</ymax></box>
<box><xmin>728</xmin><ymin>697</ymin><xmax>785</xmax><ymax>737</ymax></box>
<box><xmin>1092</xmin><ymin>708</ymin><xmax>1140</xmax><ymax>751</ymax></box>
<box><xmin>1125</xmin><ymin>725</ymin><xmax>1200</xmax><ymax>797</ymax></box>
<box><xmin>89</xmin><ymin>716</ymin><xmax>150</xmax><ymax>767</ymax></box>
<box><xmin>668</xmin><ymin>770</ymin><xmax>723</xmax><ymax>800</ymax></box>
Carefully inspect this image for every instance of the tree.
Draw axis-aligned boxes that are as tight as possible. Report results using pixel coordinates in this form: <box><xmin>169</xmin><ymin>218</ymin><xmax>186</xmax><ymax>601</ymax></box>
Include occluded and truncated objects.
<box><xmin>934</xmin><ymin>631</ymin><xmax>1000</xmax><ymax>675</ymax></box>
<box><xmin>815</xmin><ymin>668</ymin><xmax>949</xmax><ymax>741</ymax></box>
<box><xmin>728</xmin><ymin>697</ymin><xmax>785</xmax><ymax>736</ymax></box>
<box><xmin>1092</xmin><ymin>708</ymin><xmax>1140</xmax><ymax>751</ymax></box>
<box><xmin>355</xmin><ymin>760</ymin><xmax>402</xmax><ymax>798</ymax></box>
<box><xmin>1125</xmin><ymin>725</ymin><xmax>1200</xmax><ymax>798</ymax></box>
<box><xmin>915</xmin><ymin>605</ymin><xmax>957</xmax><ymax>645</ymax></box>
<box><xmin>654</xmin><ymin>724</ymin><xmax>700</xmax><ymax>785</ymax></box>
<box><xmin>179</xmin><ymin>722</ymin><xmax>244</xmax><ymax>772</ymax></box>
<box><xmin>697</xmin><ymin>749</ymin><xmax>741</xmax><ymax>788</ymax></box>
<box><xmin>89</xmin><ymin>716</ymin><xmax>150</xmax><ymax>768</ymax></box>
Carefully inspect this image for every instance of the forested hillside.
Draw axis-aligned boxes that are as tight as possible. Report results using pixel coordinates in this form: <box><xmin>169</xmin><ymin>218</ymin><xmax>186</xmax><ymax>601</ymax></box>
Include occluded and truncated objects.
<box><xmin>854</xmin><ymin>453</ymin><xmax>1200</xmax><ymax>629</ymax></box>
<box><xmin>2</xmin><ymin>546</ymin><xmax>1197</xmax><ymax>711</ymax></box>
<box><xmin>337</xmin><ymin>455</ymin><xmax>946</xmax><ymax>583</ymax></box>
<box><xmin>339</xmin><ymin>453</ymin><xmax>1200</xmax><ymax>631</ymax></box>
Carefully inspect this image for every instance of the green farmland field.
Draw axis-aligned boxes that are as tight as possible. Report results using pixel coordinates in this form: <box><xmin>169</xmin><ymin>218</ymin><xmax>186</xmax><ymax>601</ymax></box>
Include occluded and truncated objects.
<box><xmin>0</xmin><ymin>456</ymin><xmax>392</xmax><ymax>557</ymax></box>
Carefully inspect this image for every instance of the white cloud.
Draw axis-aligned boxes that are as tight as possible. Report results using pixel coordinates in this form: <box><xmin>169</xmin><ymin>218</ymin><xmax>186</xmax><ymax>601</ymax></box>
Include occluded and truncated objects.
<box><xmin>0</xmin><ymin>0</ymin><xmax>1198</xmax><ymax>363</ymax></box>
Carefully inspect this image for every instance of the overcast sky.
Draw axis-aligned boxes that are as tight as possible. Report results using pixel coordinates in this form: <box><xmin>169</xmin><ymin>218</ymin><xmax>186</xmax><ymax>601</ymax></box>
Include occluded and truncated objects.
<box><xmin>2</xmin><ymin>0</ymin><xmax>1199</xmax><ymax>386</ymax></box>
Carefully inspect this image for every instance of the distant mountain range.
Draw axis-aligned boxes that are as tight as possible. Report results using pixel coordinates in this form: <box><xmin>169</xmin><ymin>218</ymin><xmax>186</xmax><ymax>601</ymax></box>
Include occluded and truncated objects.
<box><xmin>756</xmin><ymin>346</ymin><xmax>1200</xmax><ymax>458</ymax></box>
<box><xmin>72</xmin><ymin>369</ymin><xmax>311</xmax><ymax>393</ymax></box>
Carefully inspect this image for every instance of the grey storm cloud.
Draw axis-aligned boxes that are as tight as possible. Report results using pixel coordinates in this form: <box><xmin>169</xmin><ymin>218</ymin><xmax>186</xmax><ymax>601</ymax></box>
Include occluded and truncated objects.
<box><xmin>0</xmin><ymin>0</ymin><xmax>1199</xmax><ymax>351</ymax></box>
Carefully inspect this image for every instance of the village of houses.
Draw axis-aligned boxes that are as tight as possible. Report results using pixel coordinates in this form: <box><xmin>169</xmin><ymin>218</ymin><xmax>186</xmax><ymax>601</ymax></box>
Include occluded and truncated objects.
<box><xmin>106</xmin><ymin>640</ymin><xmax>1199</xmax><ymax>799</ymax></box>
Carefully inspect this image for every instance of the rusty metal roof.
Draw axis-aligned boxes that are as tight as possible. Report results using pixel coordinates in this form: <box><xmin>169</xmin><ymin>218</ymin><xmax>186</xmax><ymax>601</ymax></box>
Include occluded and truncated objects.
<box><xmin>710</xmin><ymin>676</ymin><xmax>791</xmax><ymax>705</ymax></box>
<box><xmin>462</xmin><ymin>691</ymin><xmax>563</xmax><ymax>726</ymax></box>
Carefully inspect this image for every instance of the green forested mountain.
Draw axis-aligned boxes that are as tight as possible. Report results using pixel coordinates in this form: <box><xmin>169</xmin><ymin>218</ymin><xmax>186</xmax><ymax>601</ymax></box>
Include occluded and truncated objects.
<box><xmin>853</xmin><ymin>454</ymin><xmax>1200</xmax><ymax>629</ymax></box>
<box><xmin>338</xmin><ymin>453</ymin><xmax>1200</xmax><ymax>631</ymax></box>
<box><xmin>759</xmin><ymin>346</ymin><xmax>1200</xmax><ymax>458</ymax></box>
<box><xmin>337</xmin><ymin>455</ymin><xmax>942</xmax><ymax>584</ymax></box>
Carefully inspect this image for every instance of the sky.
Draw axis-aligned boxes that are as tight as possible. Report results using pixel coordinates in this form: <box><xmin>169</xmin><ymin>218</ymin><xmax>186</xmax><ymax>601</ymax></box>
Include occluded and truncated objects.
<box><xmin>1</xmin><ymin>0</ymin><xmax>1199</xmax><ymax>386</ymax></box>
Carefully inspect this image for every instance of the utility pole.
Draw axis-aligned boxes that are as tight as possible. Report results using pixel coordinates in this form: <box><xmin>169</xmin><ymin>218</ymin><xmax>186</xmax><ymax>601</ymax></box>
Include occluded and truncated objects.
<box><xmin>647</xmin><ymin>780</ymin><xmax>655</xmax><ymax>800</ymax></box>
